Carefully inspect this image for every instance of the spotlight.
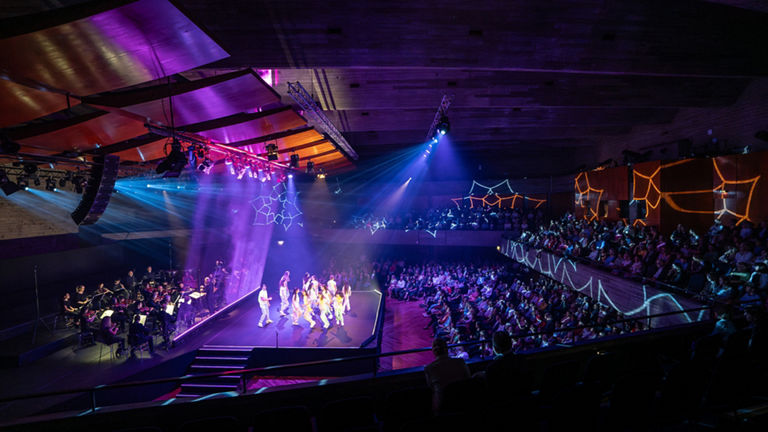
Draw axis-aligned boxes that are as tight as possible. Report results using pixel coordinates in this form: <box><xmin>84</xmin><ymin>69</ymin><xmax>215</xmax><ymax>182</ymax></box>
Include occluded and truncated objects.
<box><xmin>23</xmin><ymin>163</ymin><xmax>38</xmax><ymax>175</ymax></box>
<box><xmin>17</xmin><ymin>176</ymin><xmax>29</xmax><ymax>190</ymax></box>
<box><xmin>316</xmin><ymin>169</ymin><xmax>326</xmax><ymax>179</ymax></box>
<box><xmin>289</xmin><ymin>154</ymin><xmax>299</xmax><ymax>168</ymax></box>
<box><xmin>0</xmin><ymin>169</ymin><xmax>21</xmax><ymax>196</ymax></box>
<box><xmin>277</xmin><ymin>240</ymin><xmax>284</xmax><ymax>246</ymax></box>
<box><xmin>45</xmin><ymin>177</ymin><xmax>56</xmax><ymax>191</ymax></box>
<box><xmin>266</xmin><ymin>143</ymin><xmax>279</xmax><ymax>161</ymax></box>
<box><xmin>436</xmin><ymin>116</ymin><xmax>450</xmax><ymax>136</ymax></box>
<box><xmin>0</xmin><ymin>134</ymin><xmax>20</xmax><ymax>154</ymax></box>
<box><xmin>287</xmin><ymin>173</ymin><xmax>293</xmax><ymax>179</ymax></box>
<box><xmin>73</xmin><ymin>175</ymin><xmax>85</xmax><ymax>194</ymax></box>
<box><xmin>156</xmin><ymin>138</ymin><xmax>188</xmax><ymax>178</ymax></box>
<box><xmin>306</xmin><ymin>161</ymin><xmax>315</xmax><ymax>174</ymax></box>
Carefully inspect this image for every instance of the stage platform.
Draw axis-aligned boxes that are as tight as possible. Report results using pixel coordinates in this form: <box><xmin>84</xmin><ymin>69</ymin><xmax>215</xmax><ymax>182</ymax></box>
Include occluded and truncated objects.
<box><xmin>205</xmin><ymin>290</ymin><xmax>383</xmax><ymax>349</ymax></box>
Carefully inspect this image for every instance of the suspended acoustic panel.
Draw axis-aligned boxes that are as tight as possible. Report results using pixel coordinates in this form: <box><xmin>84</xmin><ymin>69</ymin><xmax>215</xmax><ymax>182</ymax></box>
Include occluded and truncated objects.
<box><xmin>0</xmin><ymin>0</ymin><xmax>229</xmax><ymax>97</ymax></box>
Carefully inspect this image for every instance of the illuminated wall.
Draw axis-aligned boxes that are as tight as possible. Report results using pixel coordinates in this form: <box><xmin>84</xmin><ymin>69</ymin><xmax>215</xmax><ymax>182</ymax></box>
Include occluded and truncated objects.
<box><xmin>574</xmin><ymin>166</ymin><xmax>628</xmax><ymax>221</ymax></box>
<box><xmin>574</xmin><ymin>151</ymin><xmax>767</xmax><ymax>233</ymax></box>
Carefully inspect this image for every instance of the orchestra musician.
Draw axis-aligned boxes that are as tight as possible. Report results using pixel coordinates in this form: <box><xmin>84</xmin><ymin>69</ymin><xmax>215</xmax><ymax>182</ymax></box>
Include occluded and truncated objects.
<box><xmin>128</xmin><ymin>314</ymin><xmax>154</xmax><ymax>355</ymax></box>
<box><xmin>99</xmin><ymin>316</ymin><xmax>126</xmax><ymax>357</ymax></box>
<box><xmin>257</xmin><ymin>284</ymin><xmax>273</xmax><ymax>328</ymax></box>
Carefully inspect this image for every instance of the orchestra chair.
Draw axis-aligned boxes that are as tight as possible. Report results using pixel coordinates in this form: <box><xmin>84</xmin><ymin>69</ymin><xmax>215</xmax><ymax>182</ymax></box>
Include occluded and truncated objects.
<box><xmin>95</xmin><ymin>334</ymin><xmax>121</xmax><ymax>364</ymax></box>
<box><xmin>78</xmin><ymin>330</ymin><xmax>95</xmax><ymax>348</ymax></box>
<box><xmin>128</xmin><ymin>334</ymin><xmax>151</xmax><ymax>360</ymax></box>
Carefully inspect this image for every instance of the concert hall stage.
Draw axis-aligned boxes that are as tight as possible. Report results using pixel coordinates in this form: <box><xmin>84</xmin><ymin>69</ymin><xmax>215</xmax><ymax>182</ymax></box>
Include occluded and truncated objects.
<box><xmin>205</xmin><ymin>290</ymin><xmax>383</xmax><ymax>349</ymax></box>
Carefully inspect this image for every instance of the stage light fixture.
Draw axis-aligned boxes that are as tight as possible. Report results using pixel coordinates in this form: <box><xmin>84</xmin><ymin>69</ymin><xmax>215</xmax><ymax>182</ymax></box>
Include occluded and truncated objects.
<box><xmin>45</xmin><ymin>177</ymin><xmax>56</xmax><ymax>191</ymax></box>
<box><xmin>266</xmin><ymin>143</ymin><xmax>279</xmax><ymax>161</ymax></box>
<box><xmin>17</xmin><ymin>176</ymin><xmax>29</xmax><ymax>190</ymax></box>
<box><xmin>290</xmin><ymin>154</ymin><xmax>300</xmax><ymax>168</ymax></box>
<box><xmin>0</xmin><ymin>170</ymin><xmax>21</xmax><ymax>196</ymax></box>
<box><xmin>73</xmin><ymin>175</ymin><xmax>85</xmax><ymax>194</ymax></box>
<box><xmin>306</xmin><ymin>161</ymin><xmax>315</xmax><ymax>174</ymax></box>
<box><xmin>23</xmin><ymin>163</ymin><xmax>38</xmax><ymax>175</ymax></box>
<box><xmin>436</xmin><ymin>116</ymin><xmax>450</xmax><ymax>135</ymax></box>
<box><xmin>156</xmin><ymin>138</ymin><xmax>188</xmax><ymax>178</ymax></box>
<box><xmin>287</xmin><ymin>173</ymin><xmax>293</xmax><ymax>179</ymax></box>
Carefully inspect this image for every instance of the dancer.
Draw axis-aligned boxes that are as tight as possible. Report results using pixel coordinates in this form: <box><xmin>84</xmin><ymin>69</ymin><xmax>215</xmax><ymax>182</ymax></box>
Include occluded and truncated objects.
<box><xmin>318</xmin><ymin>286</ymin><xmax>331</xmax><ymax>329</ymax></box>
<box><xmin>279</xmin><ymin>270</ymin><xmax>290</xmax><ymax>317</ymax></box>
<box><xmin>342</xmin><ymin>282</ymin><xmax>352</xmax><ymax>313</ymax></box>
<box><xmin>327</xmin><ymin>274</ymin><xmax>337</xmax><ymax>297</ymax></box>
<box><xmin>302</xmin><ymin>288</ymin><xmax>317</xmax><ymax>328</ymax></box>
<box><xmin>309</xmin><ymin>275</ymin><xmax>319</xmax><ymax>309</ymax></box>
<box><xmin>257</xmin><ymin>283</ymin><xmax>273</xmax><ymax>328</ymax></box>
<box><xmin>290</xmin><ymin>288</ymin><xmax>302</xmax><ymax>325</ymax></box>
<box><xmin>333</xmin><ymin>292</ymin><xmax>345</xmax><ymax>326</ymax></box>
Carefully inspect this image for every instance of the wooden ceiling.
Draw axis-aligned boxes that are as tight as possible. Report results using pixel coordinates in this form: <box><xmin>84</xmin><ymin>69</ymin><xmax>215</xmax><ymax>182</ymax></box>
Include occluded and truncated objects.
<box><xmin>172</xmin><ymin>0</ymin><xmax>767</xmax><ymax>177</ymax></box>
<box><xmin>1</xmin><ymin>0</ymin><xmax>766</xmax><ymax>178</ymax></box>
<box><xmin>0</xmin><ymin>0</ymin><xmax>352</xmax><ymax>175</ymax></box>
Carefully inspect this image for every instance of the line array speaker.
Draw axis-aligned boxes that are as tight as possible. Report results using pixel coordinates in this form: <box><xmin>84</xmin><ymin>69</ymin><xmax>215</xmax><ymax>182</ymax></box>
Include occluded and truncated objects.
<box><xmin>71</xmin><ymin>155</ymin><xmax>119</xmax><ymax>225</ymax></box>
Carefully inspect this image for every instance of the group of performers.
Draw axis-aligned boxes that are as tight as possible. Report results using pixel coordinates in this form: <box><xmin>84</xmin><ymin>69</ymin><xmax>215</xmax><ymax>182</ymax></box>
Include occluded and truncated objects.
<box><xmin>258</xmin><ymin>271</ymin><xmax>352</xmax><ymax>329</ymax></box>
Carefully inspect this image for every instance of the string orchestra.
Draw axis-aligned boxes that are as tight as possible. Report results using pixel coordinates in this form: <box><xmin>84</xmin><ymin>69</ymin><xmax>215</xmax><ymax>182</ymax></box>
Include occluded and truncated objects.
<box><xmin>58</xmin><ymin>260</ymin><xmax>239</xmax><ymax>357</ymax></box>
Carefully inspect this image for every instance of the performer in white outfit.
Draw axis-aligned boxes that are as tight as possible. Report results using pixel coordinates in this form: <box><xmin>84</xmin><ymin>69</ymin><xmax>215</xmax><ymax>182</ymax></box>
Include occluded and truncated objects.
<box><xmin>279</xmin><ymin>270</ymin><xmax>290</xmax><ymax>317</ymax></box>
<box><xmin>342</xmin><ymin>282</ymin><xmax>352</xmax><ymax>313</ymax></box>
<box><xmin>302</xmin><ymin>289</ymin><xmax>316</xmax><ymax>328</ymax></box>
<box><xmin>257</xmin><ymin>284</ymin><xmax>273</xmax><ymax>327</ymax></box>
<box><xmin>333</xmin><ymin>293</ymin><xmax>345</xmax><ymax>326</ymax></box>
<box><xmin>290</xmin><ymin>289</ymin><xmax>302</xmax><ymax>325</ymax></box>
<box><xmin>318</xmin><ymin>286</ymin><xmax>331</xmax><ymax>329</ymax></box>
<box><xmin>327</xmin><ymin>274</ymin><xmax>337</xmax><ymax>297</ymax></box>
<box><xmin>309</xmin><ymin>275</ymin><xmax>319</xmax><ymax>308</ymax></box>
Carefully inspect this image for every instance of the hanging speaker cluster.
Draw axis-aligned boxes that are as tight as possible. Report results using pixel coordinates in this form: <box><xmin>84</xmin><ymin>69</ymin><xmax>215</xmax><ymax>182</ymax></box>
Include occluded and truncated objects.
<box><xmin>71</xmin><ymin>155</ymin><xmax>120</xmax><ymax>225</ymax></box>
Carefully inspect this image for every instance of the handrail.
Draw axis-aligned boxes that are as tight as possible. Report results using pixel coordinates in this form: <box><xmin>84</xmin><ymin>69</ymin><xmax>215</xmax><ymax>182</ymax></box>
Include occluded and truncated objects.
<box><xmin>0</xmin><ymin>305</ymin><xmax>712</xmax><ymax>406</ymax></box>
<box><xmin>503</xmin><ymin>236</ymin><xmax>714</xmax><ymax>298</ymax></box>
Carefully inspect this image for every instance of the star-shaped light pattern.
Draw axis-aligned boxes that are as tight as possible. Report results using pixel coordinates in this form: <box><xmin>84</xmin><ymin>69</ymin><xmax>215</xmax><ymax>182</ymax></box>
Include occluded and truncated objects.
<box><xmin>250</xmin><ymin>182</ymin><xmax>303</xmax><ymax>230</ymax></box>
<box><xmin>574</xmin><ymin>172</ymin><xmax>603</xmax><ymax>222</ymax></box>
<box><xmin>632</xmin><ymin>159</ymin><xmax>760</xmax><ymax>226</ymax></box>
<box><xmin>451</xmin><ymin>180</ymin><xmax>546</xmax><ymax>210</ymax></box>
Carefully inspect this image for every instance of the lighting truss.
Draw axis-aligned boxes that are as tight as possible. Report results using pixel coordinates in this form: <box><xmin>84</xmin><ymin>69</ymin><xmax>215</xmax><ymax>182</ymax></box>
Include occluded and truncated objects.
<box><xmin>425</xmin><ymin>94</ymin><xmax>454</xmax><ymax>141</ymax></box>
<box><xmin>286</xmin><ymin>81</ymin><xmax>358</xmax><ymax>160</ymax></box>
<box><xmin>146</xmin><ymin>124</ymin><xmax>294</xmax><ymax>174</ymax></box>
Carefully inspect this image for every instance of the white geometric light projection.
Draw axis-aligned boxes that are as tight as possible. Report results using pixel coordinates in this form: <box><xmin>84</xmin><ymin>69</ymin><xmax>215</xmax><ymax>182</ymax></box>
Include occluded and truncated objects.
<box><xmin>251</xmin><ymin>182</ymin><xmax>303</xmax><ymax>230</ymax></box>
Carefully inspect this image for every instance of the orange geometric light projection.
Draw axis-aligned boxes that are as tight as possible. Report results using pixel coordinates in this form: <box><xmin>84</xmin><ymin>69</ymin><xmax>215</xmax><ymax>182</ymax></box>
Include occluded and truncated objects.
<box><xmin>451</xmin><ymin>180</ymin><xmax>546</xmax><ymax>210</ymax></box>
<box><xmin>632</xmin><ymin>159</ymin><xmax>760</xmax><ymax>226</ymax></box>
<box><xmin>574</xmin><ymin>172</ymin><xmax>603</xmax><ymax>222</ymax></box>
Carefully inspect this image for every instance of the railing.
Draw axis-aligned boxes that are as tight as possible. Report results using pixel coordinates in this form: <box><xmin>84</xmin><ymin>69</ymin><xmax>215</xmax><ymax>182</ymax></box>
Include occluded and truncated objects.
<box><xmin>0</xmin><ymin>305</ymin><xmax>714</xmax><ymax>419</ymax></box>
<box><xmin>501</xmin><ymin>233</ymin><xmax>712</xmax><ymax>299</ymax></box>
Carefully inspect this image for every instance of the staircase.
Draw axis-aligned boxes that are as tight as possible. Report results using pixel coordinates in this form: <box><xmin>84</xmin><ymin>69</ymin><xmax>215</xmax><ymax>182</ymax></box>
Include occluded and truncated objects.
<box><xmin>177</xmin><ymin>345</ymin><xmax>254</xmax><ymax>398</ymax></box>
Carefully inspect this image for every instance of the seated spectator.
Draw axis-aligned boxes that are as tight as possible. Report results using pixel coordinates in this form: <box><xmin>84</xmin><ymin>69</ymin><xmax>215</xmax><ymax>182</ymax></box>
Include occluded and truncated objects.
<box><xmin>424</xmin><ymin>337</ymin><xmax>470</xmax><ymax>413</ymax></box>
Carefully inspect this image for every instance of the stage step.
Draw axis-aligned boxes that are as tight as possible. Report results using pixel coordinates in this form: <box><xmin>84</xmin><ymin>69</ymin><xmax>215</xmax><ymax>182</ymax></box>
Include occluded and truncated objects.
<box><xmin>179</xmin><ymin>346</ymin><xmax>254</xmax><ymax>397</ymax></box>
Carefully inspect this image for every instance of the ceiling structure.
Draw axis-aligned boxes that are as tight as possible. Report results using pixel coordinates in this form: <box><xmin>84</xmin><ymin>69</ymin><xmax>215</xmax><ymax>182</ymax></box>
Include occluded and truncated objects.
<box><xmin>1</xmin><ymin>0</ymin><xmax>767</xmax><ymax>178</ymax></box>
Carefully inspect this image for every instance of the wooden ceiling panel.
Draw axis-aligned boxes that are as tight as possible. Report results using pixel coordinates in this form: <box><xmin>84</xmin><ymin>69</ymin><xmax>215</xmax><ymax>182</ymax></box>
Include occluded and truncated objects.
<box><xmin>85</xmin><ymin>70</ymin><xmax>281</xmax><ymax>127</ymax></box>
<box><xmin>196</xmin><ymin>109</ymin><xmax>306</xmax><ymax>144</ymax></box>
<box><xmin>110</xmin><ymin>138</ymin><xmax>168</xmax><ymax>162</ymax></box>
<box><xmin>0</xmin><ymin>80</ymin><xmax>79</xmax><ymax>127</ymax></box>
<box><xmin>0</xmin><ymin>0</ymin><xmax>228</xmax><ymax>96</ymax></box>
<box><xmin>18</xmin><ymin>112</ymin><xmax>146</xmax><ymax>153</ymax></box>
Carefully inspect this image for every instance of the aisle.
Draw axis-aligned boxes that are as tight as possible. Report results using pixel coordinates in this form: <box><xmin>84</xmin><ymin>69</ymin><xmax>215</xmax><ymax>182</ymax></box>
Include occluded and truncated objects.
<box><xmin>379</xmin><ymin>298</ymin><xmax>434</xmax><ymax>371</ymax></box>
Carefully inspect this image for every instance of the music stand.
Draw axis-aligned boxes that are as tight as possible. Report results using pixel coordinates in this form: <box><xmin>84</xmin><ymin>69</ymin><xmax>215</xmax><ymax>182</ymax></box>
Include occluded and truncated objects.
<box><xmin>31</xmin><ymin>265</ymin><xmax>52</xmax><ymax>345</ymax></box>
